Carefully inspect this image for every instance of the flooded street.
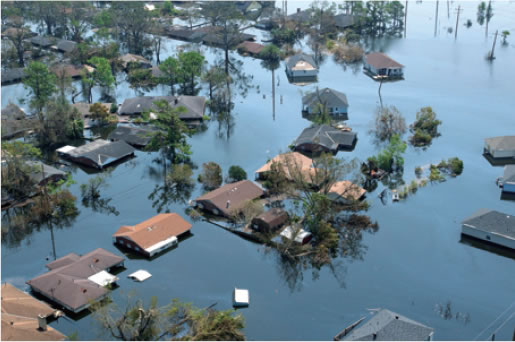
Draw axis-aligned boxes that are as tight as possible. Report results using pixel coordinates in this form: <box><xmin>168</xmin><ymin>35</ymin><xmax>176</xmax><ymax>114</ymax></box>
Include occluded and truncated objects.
<box><xmin>2</xmin><ymin>1</ymin><xmax>515</xmax><ymax>340</ymax></box>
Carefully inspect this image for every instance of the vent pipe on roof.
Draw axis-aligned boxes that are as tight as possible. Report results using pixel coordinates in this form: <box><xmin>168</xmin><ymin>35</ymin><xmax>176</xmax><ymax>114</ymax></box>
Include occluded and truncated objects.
<box><xmin>226</xmin><ymin>200</ymin><xmax>230</xmax><ymax>208</ymax></box>
<box><xmin>297</xmin><ymin>8</ymin><xmax>300</xmax><ymax>13</ymax></box>
<box><xmin>174</xmin><ymin>98</ymin><xmax>178</xmax><ymax>105</ymax></box>
<box><xmin>38</xmin><ymin>314</ymin><xmax>47</xmax><ymax>331</ymax></box>
<box><xmin>372</xmin><ymin>333</ymin><xmax>377</xmax><ymax>340</ymax></box>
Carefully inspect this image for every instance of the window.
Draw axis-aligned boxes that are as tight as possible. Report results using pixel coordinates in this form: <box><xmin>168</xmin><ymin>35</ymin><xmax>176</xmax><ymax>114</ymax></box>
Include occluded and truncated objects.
<box><xmin>486</xmin><ymin>235</ymin><xmax>491</xmax><ymax>241</ymax></box>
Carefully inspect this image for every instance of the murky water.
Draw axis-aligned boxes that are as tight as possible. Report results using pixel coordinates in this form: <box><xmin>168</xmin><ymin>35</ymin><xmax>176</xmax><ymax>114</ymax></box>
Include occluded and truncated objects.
<box><xmin>2</xmin><ymin>1</ymin><xmax>515</xmax><ymax>340</ymax></box>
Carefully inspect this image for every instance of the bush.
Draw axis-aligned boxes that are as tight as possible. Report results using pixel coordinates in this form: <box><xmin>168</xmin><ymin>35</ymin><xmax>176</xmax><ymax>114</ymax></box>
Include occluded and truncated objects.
<box><xmin>411</xmin><ymin>129</ymin><xmax>432</xmax><ymax>146</ymax></box>
<box><xmin>429</xmin><ymin>165</ymin><xmax>444</xmax><ymax>182</ymax></box>
<box><xmin>415</xmin><ymin>166</ymin><xmax>423</xmax><ymax>177</ymax></box>
<box><xmin>409</xmin><ymin>180</ymin><xmax>418</xmax><ymax>193</ymax></box>
<box><xmin>200</xmin><ymin>162</ymin><xmax>223</xmax><ymax>190</ymax></box>
<box><xmin>228</xmin><ymin>165</ymin><xmax>247</xmax><ymax>182</ymax></box>
<box><xmin>110</xmin><ymin>103</ymin><xmax>118</xmax><ymax>114</ymax></box>
<box><xmin>448</xmin><ymin>157</ymin><xmax>464</xmax><ymax>175</ymax></box>
<box><xmin>410</xmin><ymin>106</ymin><xmax>442</xmax><ymax>146</ymax></box>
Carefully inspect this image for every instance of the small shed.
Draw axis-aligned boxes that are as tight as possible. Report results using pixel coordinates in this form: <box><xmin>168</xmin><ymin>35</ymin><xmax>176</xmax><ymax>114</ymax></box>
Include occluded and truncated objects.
<box><xmin>484</xmin><ymin>136</ymin><xmax>515</xmax><ymax>160</ymax></box>
<box><xmin>128</xmin><ymin>270</ymin><xmax>152</xmax><ymax>282</ymax></box>
<box><xmin>233</xmin><ymin>288</ymin><xmax>249</xmax><ymax>307</ymax></box>
<box><xmin>363</xmin><ymin>52</ymin><xmax>404</xmax><ymax>79</ymax></box>
<box><xmin>251</xmin><ymin>208</ymin><xmax>288</xmax><ymax>232</ymax></box>
<box><xmin>501</xmin><ymin>165</ymin><xmax>515</xmax><ymax>193</ymax></box>
<box><xmin>285</xmin><ymin>53</ymin><xmax>318</xmax><ymax>79</ymax></box>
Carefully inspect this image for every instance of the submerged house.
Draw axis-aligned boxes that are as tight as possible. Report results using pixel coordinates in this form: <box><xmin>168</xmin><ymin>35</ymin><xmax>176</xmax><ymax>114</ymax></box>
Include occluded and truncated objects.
<box><xmin>50</xmin><ymin>64</ymin><xmax>87</xmax><ymax>79</ymax></box>
<box><xmin>118</xmin><ymin>95</ymin><xmax>206</xmax><ymax>124</ymax></box>
<box><xmin>1</xmin><ymin>68</ymin><xmax>26</xmax><ymax>85</ymax></box>
<box><xmin>26</xmin><ymin>248</ymin><xmax>124</xmax><ymax>313</ymax></box>
<box><xmin>26</xmin><ymin>161</ymin><xmax>67</xmax><ymax>186</ymax></box>
<box><xmin>334</xmin><ymin>13</ymin><xmax>355</xmax><ymax>30</ymax></box>
<box><xmin>1</xmin><ymin>283</ymin><xmax>65</xmax><ymax>341</ymax></box>
<box><xmin>53</xmin><ymin>39</ymin><xmax>77</xmax><ymax>53</ymax></box>
<box><xmin>237</xmin><ymin>41</ymin><xmax>265</xmax><ymax>57</ymax></box>
<box><xmin>1</xmin><ymin>103</ymin><xmax>38</xmax><ymax>139</ymax></box>
<box><xmin>342</xmin><ymin>309</ymin><xmax>434</xmax><ymax>341</ymax></box>
<box><xmin>29</xmin><ymin>35</ymin><xmax>55</xmax><ymax>48</ymax></box>
<box><xmin>255</xmin><ymin>152</ymin><xmax>315</xmax><ymax>183</ymax></box>
<box><xmin>285</xmin><ymin>53</ymin><xmax>318</xmax><ymax>79</ymax></box>
<box><xmin>119</xmin><ymin>53</ymin><xmax>152</xmax><ymax>70</ymax></box>
<box><xmin>327</xmin><ymin>181</ymin><xmax>366</xmax><ymax>204</ymax></box>
<box><xmin>364</xmin><ymin>52</ymin><xmax>404</xmax><ymax>79</ymax></box>
<box><xmin>293</xmin><ymin>124</ymin><xmax>357</xmax><ymax>154</ymax></box>
<box><xmin>71</xmin><ymin>102</ymin><xmax>112</xmax><ymax>128</ymax></box>
<box><xmin>113</xmin><ymin>213</ymin><xmax>192</xmax><ymax>258</ymax></box>
<box><xmin>56</xmin><ymin>139</ymin><xmax>135</xmax><ymax>169</ymax></box>
<box><xmin>302</xmin><ymin>87</ymin><xmax>349</xmax><ymax>120</ymax></box>
<box><xmin>500</xmin><ymin>165</ymin><xmax>515</xmax><ymax>194</ymax></box>
<box><xmin>484</xmin><ymin>136</ymin><xmax>515</xmax><ymax>162</ymax></box>
<box><xmin>108</xmin><ymin>125</ymin><xmax>157</xmax><ymax>148</ymax></box>
<box><xmin>461</xmin><ymin>209</ymin><xmax>515</xmax><ymax>250</ymax></box>
<box><xmin>251</xmin><ymin>208</ymin><xmax>288</xmax><ymax>232</ymax></box>
<box><xmin>194</xmin><ymin>180</ymin><xmax>264</xmax><ymax>217</ymax></box>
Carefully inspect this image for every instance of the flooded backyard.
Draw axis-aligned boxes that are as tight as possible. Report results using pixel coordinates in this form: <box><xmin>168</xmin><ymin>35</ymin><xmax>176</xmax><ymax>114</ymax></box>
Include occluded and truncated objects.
<box><xmin>2</xmin><ymin>1</ymin><xmax>515</xmax><ymax>340</ymax></box>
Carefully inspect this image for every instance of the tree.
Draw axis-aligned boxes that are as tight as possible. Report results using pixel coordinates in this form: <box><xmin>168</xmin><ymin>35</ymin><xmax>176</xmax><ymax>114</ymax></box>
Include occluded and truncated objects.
<box><xmin>88</xmin><ymin>56</ymin><xmax>115</xmax><ymax>99</ymax></box>
<box><xmin>501</xmin><ymin>30</ymin><xmax>510</xmax><ymax>45</ymax></box>
<box><xmin>93</xmin><ymin>296</ymin><xmax>245</xmax><ymax>341</ymax></box>
<box><xmin>42</xmin><ymin>100</ymin><xmax>84</xmax><ymax>145</ymax></box>
<box><xmin>477</xmin><ymin>1</ymin><xmax>493</xmax><ymax>37</ymax></box>
<box><xmin>409</xmin><ymin>106</ymin><xmax>442</xmax><ymax>146</ymax></box>
<box><xmin>200</xmin><ymin>162</ymin><xmax>223</xmax><ymax>190</ymax></box>
<box><xmin>228</xmin><ymin>165</ymin><xmax>247</xmax><ymax>182</ymax></box>
<box><xmin>3</xmin><ymin>9</ymin><xmax>30</xmax><ymax>67</ymax></box>
<box><xmin>89</xmin><ymin>103</ymin><xmax>110</xmax><ymax>123</ymax></box>
<box><xmin>371</xmin><ymin>105</ymin><xmax>406</xmax><ymax>142</ymax></box>
<box><xmin>177</xmin><ymin>51</ymin><xmax>205</xmax><ymax>95</ymax></box>
<box><xmin>368</xmin><ymin>134</ymin><xmax>407</xmax><ymax>172</ymax></box>
<box><xmin>1</xmin><ymin>142</ymin><xmax>41</xmax><ymax>202</ymax></box>
<box><xmin>231</xmin><ymin>199</ymin><xmax>264</xmax><ymax>224</ymax></box>
<box><xmin>149</xmin><ymin>164</ymin><xmax>195</xmax><ymax>213</ymax></box>
<box><xmin>23</xmin><ymin>62</ymin><xmax>56</xmax><ymax>118</ymax></box>
<box><xmin>109</xmin><ymin>2</ymin><xmax>153</xmax><ymax>54</ymax></box>
<box><xmin>65</xmin><ymin>2</ymin><xmax>92</xmax><ymax>42</ymax></box>
<box><xmin>202</xmin><ymin>66</ymin><xmax>228</xmax><ymax>114</ymax></box>
<box><xmin>159</xmin><ymin>57</ymin><xmax>179</xmax><ymax>96</ymax></box>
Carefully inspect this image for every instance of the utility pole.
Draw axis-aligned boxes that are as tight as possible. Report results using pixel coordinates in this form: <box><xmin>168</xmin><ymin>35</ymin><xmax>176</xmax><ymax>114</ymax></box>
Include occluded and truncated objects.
<box><xmin>488</xmin><ymin>30</ymin><xmax>498</xmax><ymax>60</ymax></box>
<box><xmin>485</xmin><ymin>0</ymin><xmax>492</xmax><ymax>38</ymax></box>
<box><xmin>454</xmin><ymin>5</ymin><xmax>462</xmax><ymax>40</ymax></box>
<box><xmin>447</xmin><ymin>0</ymin><xmax>450</xmax><ymax>18</ymax></box>
<box><xmin>404</xmin><ymin>0</ymin><xmax>408</xmax><ymax>38</ymax></box>
<box><xmin>434</xmin><ymin>0</ymin><xmax>439</xmax><ymax>37</ymax></box>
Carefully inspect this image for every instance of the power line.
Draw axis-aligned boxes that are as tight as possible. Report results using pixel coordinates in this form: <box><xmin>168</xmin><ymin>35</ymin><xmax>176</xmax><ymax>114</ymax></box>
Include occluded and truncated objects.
<box><xmin>474</xmin><ymin>300</ymin><xmax>515</xmax><ymax>341</ymax></box>
<box><xmin>488</xmin><ymin>311</ymin><xmax>515</xmax><ymax>341</ymax></box>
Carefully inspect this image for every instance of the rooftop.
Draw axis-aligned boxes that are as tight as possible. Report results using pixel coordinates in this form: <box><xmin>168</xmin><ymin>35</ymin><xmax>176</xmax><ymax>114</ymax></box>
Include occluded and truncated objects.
<box><xmin>118</xmin><ymin>95</ymin><xmax>206</xmax><ymax>120</ymax></box>
<box><xmin>485</xmin><ymin>136</ymin><xmax>515</xmax><ymax>151</ymax></box>
<box><xmin>286</xmin><ymin>53</ymin><xmax>317</xmax><ymax>70</ymax></box>
<box><xmin>256</xmin><ymin>152</ymin><xmax>315</xmax><ymax>182</ymax></box>
<box><xmin>294</xmin><ymin>124</ymin><xmax>357</xmax><ymax>151</ymax></box>
<box><xmin>328</xmin><ymin>181</ymin><xmax>366</xmax><ymax>201</ymax></box>
<box><xmin>107</xmin><ymin>125</ymin><xmax>157</xmax><ymax>147</ymax></box>
<box><xmin>365</xmin><ymin>52</ymin><xmax>404</xmax><ymax>69</ymax></box>
<box><xmin>302</xmin><ymin>87</ymin><xmax>349</xmax><ymax>108</ymax></box>
<box><xmin>462</xmin><ymin>209</ymin><xmax>515</xmax><ymax>240</ymax></box>
<box><xmin>504</xmin><ymin>165</ymin><xmax>515</xmax><ymax>183</ymax></box>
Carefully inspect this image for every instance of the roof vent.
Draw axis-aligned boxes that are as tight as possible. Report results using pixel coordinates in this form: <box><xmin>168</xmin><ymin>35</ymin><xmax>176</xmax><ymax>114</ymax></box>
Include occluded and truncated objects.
<box><xmin>82</xmin><ymin>289</ymin><xmax>87</xmax><ymax>293</ymax></box>
<box><xmin>147</xmin><ymin>226</ymin><xmax>153</xmax><ymax>231</ymax></box>
<box><xmin>94</xmin><ymin>258</ymin><xmax>99</xmax><ymax>263</ymax></box>
<box><xmin>395</xmin><ymin>315</ymin><xmax>399</xmax><ymax>319</ymax></box>
<box><xmin>226</xmin><ymin>200</ymin><xmax>231</xmax><ymax>208</ymax></box>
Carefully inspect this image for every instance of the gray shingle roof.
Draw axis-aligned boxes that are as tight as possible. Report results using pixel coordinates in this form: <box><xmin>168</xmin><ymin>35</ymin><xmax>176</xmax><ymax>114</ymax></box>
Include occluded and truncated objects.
<box><xmin>30</xmin><ymin>35</ymin><xmax>55</xmax><ymax>47</ymax></box>
<box><xmin>485</xmin><ymin>136</ymin><xmax>515</xmax><ymax>152</ymax></box>
<box><xmin>26</xmin><ymin>161</ymin><xmax>66</xmax><ymax>185</ymax></box>
<box><xmin>65</xmin><ymin>139</ymin><xmax>135</xmax><ymax>168</ymax></box>
<box><xmin>108</xmin><ymin>125</ymin><xmax>157</xmax><ymax>147</ymax></box>
<box><xmin>294</xmin><ymin>125</ymin><xmax>357</xmax><ymax>152</ymax></box>
<box><xmin>56</xmin><ymin>39</ymin><xmax>77</xmax><ymax>53</ymax></box>
<box><xmin>302</xmin><ymin>88</ymin><xmax>348</xmax><ymax>109</ymax></box>
<box><xmin>286</xmin><ymin>53</ymin><xmax>317</xmax><ymax>69</ymax></box>
<box><xmin>118</xmin><ymin>95</ymin><xmax>206</xmax><ymax>120</ymax></box>
<box><xmin>334</xmin><ymin>14</ymin><xmax>355</xmax><ymax>28</ymax></box>
<box><xmin>504</xmin><ymin>165</ymin><xmax>515</xmax><ymax>183</ymax></box>
<box><xmin>1</xmin><ymin>103</ymin><xmax>25</xmax><ymax>120</ymax></box>
<box><xmin>343</xmin><ymin>309</ymin><xmax>434</xmax><ymax>341</ymax></box>
<box><xmin>1</xmin><ymin>68</ymin><xmax>26</xmax><ymax>84</ymax></box>
<box><xmin>462</xmin><ymin>209</ymin><xmax>515</xmax><ymax>239</ymax></box>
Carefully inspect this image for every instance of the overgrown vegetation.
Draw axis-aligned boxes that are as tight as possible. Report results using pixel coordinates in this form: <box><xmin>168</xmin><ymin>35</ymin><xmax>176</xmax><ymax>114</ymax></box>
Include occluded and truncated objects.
<box><xmin>409</xmin><ymin>106</ymin><xmax>442</xmax><ymax>147</ymax></box>
<box><xmin>199</xmin><ymin>162</ymin><xmax>223</xmax><ymax>190</ymax></box>
<box><xmin>368</xmin><ymin>134</ymin><xmax>407</xmax><ymax>173</ymax></box>
<box><xmin>370</xmin><ymin>105</ymin><xmax>406</xmax><ymax>142</ymax></box>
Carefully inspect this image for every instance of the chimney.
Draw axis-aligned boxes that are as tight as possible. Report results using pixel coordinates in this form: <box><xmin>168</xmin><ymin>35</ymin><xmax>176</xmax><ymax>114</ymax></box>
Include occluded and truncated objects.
<box><xmin>226</xmin><ymin>200</ymin><xmax>230</xmax><ymax>208</ymax></box>
<box><xmin>297</xmin><ymin>8</ymin><xmax>301</xmax><ymax>13</ymax></box>
<box><xmin>38</xmin><ymin>314</ymin><xmax>47</xmax><ymax>331</ymax></box>
<box><xmin>372</xmin><ymin>333</ymin><xmax>377</xmax><ymax>341</ymax></box>
<box><xmin>174</xmin><ymin>98</ymin><xmax>178</xmax><ymax>105</ymax></box>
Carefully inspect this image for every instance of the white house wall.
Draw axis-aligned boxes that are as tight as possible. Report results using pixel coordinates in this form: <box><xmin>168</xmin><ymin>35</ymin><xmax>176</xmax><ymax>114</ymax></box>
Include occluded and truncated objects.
<box><xmin>462</xmin><ymin>225</ymin><xmax>515</xmax><ymax>250</ymax></box>
<box><xmin>503</xmin><ymin>182</ymin><xmax>515</xmax><ymax>193</ymax></box>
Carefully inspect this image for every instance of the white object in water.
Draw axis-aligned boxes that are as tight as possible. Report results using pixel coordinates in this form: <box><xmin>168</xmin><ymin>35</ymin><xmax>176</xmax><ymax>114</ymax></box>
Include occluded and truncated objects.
<box><xmin>128</xmin><ymin>270</ymin><xmax>152</xmax><ymax>282</ymax></box>
<box><xmin>88</xmin><ymin>270</ymin><xmax>118</xmax><ymax>286</ymax></box>
<box><xmin>233</xmin><ymin>288</ymin><xmax>249</xmax><ymax>307</ymax></box>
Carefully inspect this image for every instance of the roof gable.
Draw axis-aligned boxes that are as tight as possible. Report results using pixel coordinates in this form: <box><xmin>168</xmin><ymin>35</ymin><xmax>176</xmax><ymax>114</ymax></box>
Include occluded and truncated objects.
<box><xmin>365</xmin><ymin>52</ymin><xmax>404</xmax><ymax>69</ymax></box>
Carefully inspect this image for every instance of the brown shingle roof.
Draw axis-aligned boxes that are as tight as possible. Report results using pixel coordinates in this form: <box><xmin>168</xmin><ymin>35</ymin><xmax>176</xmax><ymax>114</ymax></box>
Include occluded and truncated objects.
<box><xmin>113</xmin><ymin>213</ymin><xmax>192</xmax><ymax>249</ymax></box>
<box><xmin>196</xmin><ymin>180</ymin><xmax>264</xmax><ymax>216</ymax></box>
<box><xmin>252</xmin><ymin>208</ymin><xmax>288</xmax><ymax>229</ymax></box>
<box><xmin>365</xmin><ymin>52</ymin><xmax>404</xmax><ymax>69</ymax></box>
<box><xmin>1</xmin><ymin>283</ymin><xmax>65</xmax><ymax>341</ymax></box>
<box><xmin>256</xmin><ymin>152</ymin><xmax>316</xmax><ymax>182</ymax></box>
<box><xmin>328</xmin><ymin>180</ymin><xmax>366</xmax><ymax>201</ymax></box>
<box><xmin>237</xmin><ymin>41</ymin><xmax>265</xmax><ymax>55</ymax></box>
<box><xmin>50</xmin><ymin>64</ymin><xmax>85</xmax><ymax>78</ymax></box>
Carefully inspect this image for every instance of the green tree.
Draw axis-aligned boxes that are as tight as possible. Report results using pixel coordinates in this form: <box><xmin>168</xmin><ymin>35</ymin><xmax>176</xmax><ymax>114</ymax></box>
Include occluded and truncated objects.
<box><xmin>159</xmin><ymin>56</ymin><xmax>179</xmax><ymax>96</ymax></box>
<box><xmin>200</xmin><ymin>162</ymin><xmax>223</xmax><ymax>190</ymax></box>
<box><xmin>368</xmin><ymin>134</ymin><xmax>407</xmax><ymax>172</ymax></box>
<box><xmin>409</xmin><ymin>106</ymin><xmax>442</xmax><ymax>146</ymax></box>
<box><xmin>228</xmin><ymin>165</ymin><xmax>247</xmax><ymax>182</ymax></box>
<box><xmin>149</xmin><ymin>164</ymin><xmax>195</xmax><ymax>213</ymax></box>
<box><xmin>88</xmin><ymin>56</ymin><xmax>115</xmax><ymax>98</ymax></box>
<box><xmin>501</xmin><ymin>30</ymin><xmax>510</xmax><ymax>45</ymax></box>
<box><xmin>89</xmin><ymin>103</ymin><xmax>110</xmax><ymax>123</ymax></box>
<box><xmin>202</xmin><ymin>66</ymin><xmax>228</xmax><ymax>114</ymax></box>
<box><xmin>177</xmin><ymin>51</ymin><xmax>205</xmax><ymax>95</ymax></box>
<box><xmin>1</xmin><ymin>142</ymin><xmax>41</xmax><ymax>202</ymax></box>
<box><xmin>109</xmin><ymin>2</ymin><xmax>153</xmax><ymax>54</ymax></box>
<box><xmin>23</xmin><ymin>62</ymin><xmax>56</xmax><ymax>118</ymax></box>
<box><xmin>477</xmin><ymin>1</ymin><xmax>494</xmax><ymax>37</ymax></box>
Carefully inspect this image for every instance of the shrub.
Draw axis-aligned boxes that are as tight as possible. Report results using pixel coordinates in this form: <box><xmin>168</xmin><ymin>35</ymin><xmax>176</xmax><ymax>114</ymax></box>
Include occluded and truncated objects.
<box><xmin>228</xmin><ymin>165</ymin><xmax>247</xmax><ymax>182</ymax></box>
<box><xmin>409</xmin><ymin>180</ymin><xmax>418</xmax><ymax>193</ymax></box>
<box><xmin>415</xmin><ymin>166</ymin><xmax>423</xmax><ymax>177</ymax></box>
<box><xmin>200</xmin><ymin>162</ymin><xmax>222</xmax><ymax>190</ymax></box>
<box><xmin>448</xmin><ymin>157</ymin><xmax>464</xmax><ymax>175</ymax></box>
<box><xmin>110</xmin><ymin>103</ymin><xmax>118</xmax><ymax>113</ymax></box>
<box><xmin>411</xmin><ymin>129</ymin><xmax>432</xmax><ymax>146</ymax></box>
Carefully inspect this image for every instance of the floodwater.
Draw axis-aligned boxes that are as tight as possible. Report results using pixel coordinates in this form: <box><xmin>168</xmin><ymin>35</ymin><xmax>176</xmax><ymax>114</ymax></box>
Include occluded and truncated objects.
<box><xmin>2</xmin><ymin>1</ymin><xmax>515</xmax><ymax>340</ymax></box>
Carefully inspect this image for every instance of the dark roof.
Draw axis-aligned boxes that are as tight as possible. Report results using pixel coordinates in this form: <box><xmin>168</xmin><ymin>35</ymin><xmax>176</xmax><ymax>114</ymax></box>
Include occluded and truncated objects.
<box><xmin>294</xmin><ymin>125</ymin><xmax>357</xmax><ymax>151</ymax></box>
<box><xmin>118</xmin><ymin>95</ymin><xmax>206</xmax><ymax>120</ymax></box>
<box><xmin>1</xmin><ymin>117</ymin><xmax>39</xmax><ymax>139</ymax></box>
<box><xmin>202</xmin><ymin>32</ymin><xmax>256</xmax><ymax>48</ymax></box>
<box><xmin>70</xmin><ymin>102</ymin><xmax>112</xmax><ymax>118</ymax></box>
<box><xmin>1</xmin><ymin>103</ymin><xmax>26</xmax><ymax>120</ymax></box>
<box><xmin>462</xmin><ymin>209</ymin><xmax>515</xmax><ymax>239</ymax></box>
<box><xmin>334</xmin><ymin>14</ymin><xmax>355</xmax><ymax>28</ymax></box>
<box><xmin>1</xmin><ymin>68</ymin><xmax>26</xmax><ymax>84</ymax></box>
<box><xmin>302</xmin><ymin>88</ymin><xmax>348</xmax><ymax>109</ymax></box>
<box><xmin>287</xmin><ymin>8</ymin><xmax>313</xmax><ymax>23</ymax></box>
<box><xmin>108</xmin><ymin>125</ymin><xmax>157</xmax><ymax>147</ymax></box>
<box><xmin>56</xmin><ymin>39</ymin><xmax>77</xmax><ymax>53</ymax></box>
<box><xmin>485</xmin><ymin>136</ymin><xmax>515</xmax><ymax>152</ymax></box>
<box><xmin>237</xmin><ymin>41</ymin><xmax>265</xmax><ymax>55</ymax></box>
<box><xmin>196</xmin><ymin>180</ymin><xmax>264</xmax><ymax>217</ymax></box>
<box><xmin>365</xmin><ymin>52</ymin><xmax>404</xmax><ymax>69</ymax></box>
<box><xmin>26</xmin><ymin>248</ymin><xmax>124</xmax><ymax>312</ymax></box>
<box><xmin>504</xmin><ymin>165</ymin><xmax>515</xmax><ymax>183</ymax></box>
<box><xmin>64</xmin><ymin>139</ymin><xmax>135</xmax><ymax>168</ymax></box>
<box><xmin>252</xmin><ymin>208</ymin><xmax>288</xmax><ymax>228</ymax></box>
<box><xmin>26</xmin><ymin>161</ymin><xmax>67</xmax><ymax>185</ymax></box>
<box><xmin>286</xmin><ymin>53</ymin><xmax>317</xmax><ymax>69</ymax></box>
<box><xmin>343</xmin><ymin>309</ymin><xmax>434</xmax><ymax>341</ymax></box>
<box><xmin>30</xmin><ymin>35</ymin><xmax>55</xmax><ymax>47</ymax></box>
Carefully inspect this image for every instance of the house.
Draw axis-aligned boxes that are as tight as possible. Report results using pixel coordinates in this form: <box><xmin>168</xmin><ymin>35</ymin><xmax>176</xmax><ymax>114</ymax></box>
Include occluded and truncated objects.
<box><xmin>251</xmin><ymin>208</ymin><xmax>289</xmax><ymax>232</ymax></box>
<box><xmin>194</xmin><ymin>180</ymin><xmax>264</xmax><ymax>217</ymax></box>
<box><xmin>461</xmin><ymin>209</ymin><xmax>515</xmax><ymax>250</ymax></box>
<box><xmin>334</xmin><ymin>13</ymin><xmax>355</xmax><ymax>30</ymax></box>
<box><xmin>1</xmin><ymin>283</ymin><xmax>65</xmax><ymax>341</ymax></box>
<box><xmin>363</xmin><ymin>52</ymin><xmax>404</xmax><ymax>79</ymax></box>
<box><xmin>202</xmin><ymin>32</ymin><xmax>256</xmax><ymax>49</ymax></box>
<box><xmin>2</xmin><ymin>103</ymin><xmax>25</xmax><ymax>120</ymax></box>
<box><xmin>108</xmin><ymin>125</ymin><xmax>157</xmax><ymax>147</ymax></box>
<box><xmin>50</xmin><ymin>64</ymin><xmax>86</xmax><ymax>79</ymax></box>
<box><xmin>26</xmin><ymin>161</ymin><xmax>67</xmax><ymax>186</ymax></box>
<box><xmin>285</xmin><ymin>53</ymin><xmax>318</xmax><ymax>79</ymax></box>
<box><xmin>113</xmin><ymin>213</ymin><xmax>192</xmax><ymax>257</ymax></box>
<box><xmin>255</xmin><ymin>152</ymin><xmax>315</xmax><ymax>183</ymax></box>
<box><xmin>287</xmin><ymin>8</ymin><xmax>314</xmax><ymax>23</ymax></box>
<box><xmin>501</xmin><ymin>165</ymin><xmax>515</xmax><ymax>193</ymax></box>
<box><xmin>293</xmin><ymin>124</ymin><xmax>357</xmax><ymax>154</ymax></box>
<box><xmin>237</xmin><ymin>41</ymin><xmax>265</xmax><ymax>57</ymax></box>
<box><xmin>484</xmin><ymin>136</ymin><xmax>515</xmax><ymax>161</ymax></box>
<box><xmin>118</xmin><ymin>95</ymin><xmax>206</xmax><ymax>123</ymax></box>
<box><xmin>56</xmin><ymin>139</ymin><xmax>135</xmax><ymax>169</ymax></box>
<box><xmin>280</xmin><ymin>226</ymin><xmax>312</xmax><ymax>244</ymax></box>
<box><xmin>119</xmin><ymin>53</ymin><xmax>152</xmax><ymax>70</ymax></box>
<box><xmin>29</xmin><ymin>36</ymin><xmax>55</xmax><ymax>48</ymax></box>
<box><xmin>327</xmin><ymin>181</ymin><xmax>366</xmax><ymax>204</ymax></box>
<box><xmin>342</xmin><ymin>309</ymin><xmax>434</xmax><ymax>341</ymax></box>
<box><xmin>235</xmin><ymin>1</ymin><xmax>262</xmax><ymax>14</ymax></box>
<box><xmin>151</xmin><ymin>65</ymin><xmax>164</xmax><ymax>78</ymax></box>
<box><xmin>26</xmin><ymin>248</ymin><xmax>124</xmax><ymax>313</ymax></box>
<box><xmin>166</xmin><ymin>25</ymin><xmax>215</xmax><ymax>42</ymax></box>
<box><xmin>1</xmin><ymin>68</ymin><xmax>26</xmax><ymax>85</ymax></box>
<box><xmin>302</xmin><ymin>87</ymin><xmax>349</xmax><ymax>120</ymax></box>
<box><xmin>2</xmin><ymin>27</ymin><xmax>36</xmax><ymax>39</ymax></box>
<box><xmin>71</xmin><ymin>102</ymin><xmax>112</xmax><ymax>128</ymax></box>
<box><xmin>1</xmin><ymin>103</ymin><xmax>38</xmax><ymax>139</ymax></box>
<box><xmin>54</xmin><ymin>39</ymin><xmax>77</xmax><ymax>53</ymax></box>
